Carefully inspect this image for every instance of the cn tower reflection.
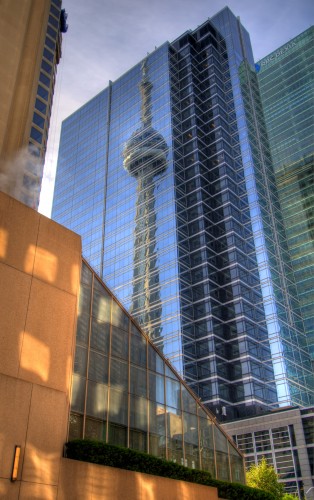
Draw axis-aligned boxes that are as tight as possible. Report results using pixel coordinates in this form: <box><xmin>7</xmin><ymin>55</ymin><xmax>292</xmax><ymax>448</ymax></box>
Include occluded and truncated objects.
<box><xmin>123</xmin><ymin>59</ymin><xmax>168</xmax><ymax>342</ymax></box>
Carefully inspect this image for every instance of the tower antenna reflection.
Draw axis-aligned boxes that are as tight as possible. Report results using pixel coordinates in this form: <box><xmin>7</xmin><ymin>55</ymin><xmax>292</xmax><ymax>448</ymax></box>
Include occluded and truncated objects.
<box><xmin>123</xmin><ymin>59</ymin><xmax>168</xmax><ymax>342</ymax></box>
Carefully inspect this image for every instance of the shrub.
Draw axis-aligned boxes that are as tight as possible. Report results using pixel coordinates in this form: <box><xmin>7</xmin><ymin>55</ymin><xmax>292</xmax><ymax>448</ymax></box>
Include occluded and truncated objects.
<box><xmin>65</xmin><ymin>440</ymin><xmax>275</xmax><ymax>500</ymax></box>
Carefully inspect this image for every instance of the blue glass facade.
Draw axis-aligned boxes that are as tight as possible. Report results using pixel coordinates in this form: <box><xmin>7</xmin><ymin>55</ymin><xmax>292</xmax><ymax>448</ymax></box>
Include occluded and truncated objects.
<box><xmin>52</xmin><ymin>8</ymin><xmax>313</xmax><ymax>420</ymax></box>
<box><xmin>211</xmin><ymin>9</ymin><xmax>313</xmax><ymax>409</ymax></box>
<box><xmin>53</xmin><ymin>88</ymin><xmax>109</xmax><ymax>271</ymax></box>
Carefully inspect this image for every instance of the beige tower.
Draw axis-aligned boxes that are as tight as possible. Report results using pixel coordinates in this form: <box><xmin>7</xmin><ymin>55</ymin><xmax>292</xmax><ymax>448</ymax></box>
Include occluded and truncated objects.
<box><xmin>0</xmin><ymin>191</ymin><xmax>81</xmax><ymax>498</ymax></box>
<box><xmin>0</xmin><ymin>0</ymin><xmax>67</xmax><ymax>208</ymax></box>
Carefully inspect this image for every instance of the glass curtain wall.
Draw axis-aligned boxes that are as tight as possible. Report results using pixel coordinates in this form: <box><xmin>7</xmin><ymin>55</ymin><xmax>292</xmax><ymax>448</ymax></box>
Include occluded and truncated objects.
<box><xmin>256</xmin><ymin>28</ymin><xmax>314</xmax><ymax>364</ymax></box>
<box><xmin>69</xmin><ymin>260</ymin><xmax>245</xmax><ymax>483</ymax></box>
<box><xmin>52</xmin><ymin>88</ymin><xmax>110</xmax><ymax>277</ymax></box>
<box><xmin>52</xmin><ymin>7</ymin><xmax>313</xmax><ymax>422</ymax></box>
<box><xmin>211</xmin><ymin>8</ymin><xmax>313</xmax><ymax>407</ymax></box>
<box><xmin>102</xmin><ymin>44</ymin><xmax>181</xmax><ymax>370</ymax></box>
<box><xmin>170</xmin><ymin>16</ymin><xmax>277</xmax><ymax>418</ymax></box>
<box><xmin>238</xmin><ymin>59</ymin><xmax>313</xmax><ymax>406</ymax></box>
<box><xmin>53</xmin><ymin>13</ymin><xmax>278</xmax><ymax>420</ymax></box>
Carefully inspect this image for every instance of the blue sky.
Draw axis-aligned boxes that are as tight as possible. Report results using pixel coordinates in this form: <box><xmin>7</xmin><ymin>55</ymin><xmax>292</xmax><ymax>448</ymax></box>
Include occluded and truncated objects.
<box><xmin>39</xmin><ymin>0</ymin><xmax>314</xmax><ymax>216</ymax></box>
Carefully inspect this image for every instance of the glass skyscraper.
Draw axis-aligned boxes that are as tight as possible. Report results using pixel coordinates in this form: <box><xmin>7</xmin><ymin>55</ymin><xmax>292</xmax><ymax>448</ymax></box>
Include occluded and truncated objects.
<box><xmin>256</xmin><ymin>27</ymin><xmax>314</xmax><ymax>366</ymax></box>
<box><xmin>52</xmin><ymin>8</ymin><xmax>313</xmax><ymax>420</ymax></box>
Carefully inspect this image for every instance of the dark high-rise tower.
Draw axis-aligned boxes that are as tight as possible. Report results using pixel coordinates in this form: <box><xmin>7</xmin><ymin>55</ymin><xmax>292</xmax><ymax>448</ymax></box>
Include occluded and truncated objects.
<box><xmin>52</xmin><ymin>8</ymin><xmax>313</xmax><ymax>420</ymax></box>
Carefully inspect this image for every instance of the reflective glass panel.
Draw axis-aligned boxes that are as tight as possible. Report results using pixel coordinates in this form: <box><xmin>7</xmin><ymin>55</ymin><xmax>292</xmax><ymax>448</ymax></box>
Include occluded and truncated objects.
<box><xmin>183</xmin><ymin>411</ymin><xmax>199</xmax><ymax>469</ymax></box>
<box><xmin>90</xmin><ymin>319</ymin><xmax>110</xmax><ymax>354</ymax></box>
<box><xmin>131</xmin><ymin>333</ymin><xmax>147</xmax><ymax>367</ymax></box>
<box><xmin>88</xmin><ymin>351</ymin><xmax>108</xmax><ymax>384</ymax></box>
<box><xmin>148</xmin><ymin>343</ymin><xmax>164</xmax><ymax>374</ymax></box>
<box><xmin>92</xmin><ymin>287</ymin><xmax>111</xmax><ymax>322</ymax></box>
<box><xmin>149</xmin><ymin>401</ymin><xmax>166</xmax><ymax>458</ymax></box>
<box><xmin>71</xmin><ymin>374</ymin><xmax>86</xmax><ymax>413</ymax></box>
<box><xmin>86</xmin><ymin>380</ymin><xmax>108</xmax><ymax>419</ymax></box>
<box><xmin>148</xmin><ymin>371</ymin><xmax>164</xmax><ymax>404</ymax></box>
<box><xmin>214</xmin><ymin>425</ymin><xmax>230</xmax><ymax>481</ymax></box>
<box><xmin>130</xmin><ymin>365</ymin><xmax>147</xmax><ymax>397</ymax></box>
<box><xmin>112</xmin><ymin>300</ymin><xmax>129</xmax><ymax>331</ymax></box>
<box><xmin>108</xmin><ymin>387</ymin><xmax>128</xmax><ymax>426</ymax></box>
<box><xmin>166</xmin><ymin>378</ymin><xmax>181</xmax><ymax>410</ymax></box>
<box><xmin>199</xmin><ymin>414</ymin><xmax>215</xmax><ymax>476</ymax></box>
<box><xmin>110</xmin><ymin>358</ymin><xmax>128</xmax><ymax>389</ymax></box>
<box><xmin>76</xmin><ymin>313</ymin><xmax>90</xmax><ymax>345</ymax></box>
<box><xmin>111</xmin><ymin>326</ymin><xmax>129</xmax><ymax>360</ymax></box>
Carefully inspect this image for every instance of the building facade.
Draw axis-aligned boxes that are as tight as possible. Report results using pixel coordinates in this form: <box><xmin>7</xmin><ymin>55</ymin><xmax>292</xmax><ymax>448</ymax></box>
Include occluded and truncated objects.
<box><xmin>223</xmin><ymin>407</ymin><xmax>314</xmax><ymax>499</ymax></box>
<box><xmin>52</xmin><ymin>8</ymin><xmax>313</xmax><ymax>420</ymax></box>
<box><xmin>256</xmin><ymin>27</ymin><xmax>314</xmax><ymax>365</ymax></box>
<box><xmin>0</xmin><ymin>0</ymin><xmax>67</xmax><ymax>209</ymax></box>
<box><xmin>0</xmin><ymin>191</ymin><xmax>81</xmax><ymax>498</ymax></box>
<box><xmin>0</xmin><ymin>191</ymin><xmax>245</xmax><ymax>497</ymax></box>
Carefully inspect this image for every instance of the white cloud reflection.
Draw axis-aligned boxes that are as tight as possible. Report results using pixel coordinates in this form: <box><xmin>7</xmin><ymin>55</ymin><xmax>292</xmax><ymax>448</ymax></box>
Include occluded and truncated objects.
<box><xmin>39</xmin><ymin>0</ymin><xmax>314</xmax><ymax>216</ymax></box>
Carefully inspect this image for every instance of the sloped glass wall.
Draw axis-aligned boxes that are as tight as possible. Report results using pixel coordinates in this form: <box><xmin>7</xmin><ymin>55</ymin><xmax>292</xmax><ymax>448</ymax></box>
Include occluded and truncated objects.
<box><xmin>69</xmin><ymin>260</ymin><xmax>245</xmax><ymax>482</ymax></box>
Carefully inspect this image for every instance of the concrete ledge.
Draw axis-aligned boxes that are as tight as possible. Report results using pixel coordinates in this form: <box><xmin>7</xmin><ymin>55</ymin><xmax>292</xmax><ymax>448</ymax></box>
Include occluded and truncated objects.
<box><xmin>57</xmin><ymin>458</ymin><xmax>220</xmax><ymax>500</ymax></box>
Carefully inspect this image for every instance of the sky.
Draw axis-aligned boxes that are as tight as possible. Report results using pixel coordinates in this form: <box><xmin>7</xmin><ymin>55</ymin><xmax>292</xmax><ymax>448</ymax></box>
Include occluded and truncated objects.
<box><xmin>38</xmin><ymin>0</ymin><xmax>314</xmax><ymax>216</ymax></box>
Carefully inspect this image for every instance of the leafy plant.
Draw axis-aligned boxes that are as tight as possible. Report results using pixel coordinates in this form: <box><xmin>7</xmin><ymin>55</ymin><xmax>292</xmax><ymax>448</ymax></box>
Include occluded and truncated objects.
<box><xmin>246</xmin><ymin>457</ymin><xmax>284</xmax><ymax>499</ymax></box>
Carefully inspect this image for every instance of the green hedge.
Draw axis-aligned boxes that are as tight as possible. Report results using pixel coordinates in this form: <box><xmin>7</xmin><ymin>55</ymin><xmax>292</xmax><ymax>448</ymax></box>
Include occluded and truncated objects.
<box><xmin>65</xmin><ymin>440</ymin><xmax>275</xmax><ymax>500</ymax></box>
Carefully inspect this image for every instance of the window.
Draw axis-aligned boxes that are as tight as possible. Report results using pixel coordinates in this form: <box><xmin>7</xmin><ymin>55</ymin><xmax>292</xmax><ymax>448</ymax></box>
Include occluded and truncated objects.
<box><xmin>33</xmin><ymin>112</ymin><xmax>45</xmax><ymax>129</ymax></box>
<box><xmin>47</xmin><ymin>25</ymin><xmax>57</xmax><ymax>39</ymax></box>
<box><xmin>41</xmin><ymin>59</ymin><xmax>52</xmax><ymax>74</ymax></box>
<box><xmin>48</xmin><ymin>14</ymin><xmax>59</xmax><ymax>29</ymax></box>
<box><xmin>302</xmin><ymin>417</ymin><xmax>314</xmax><ymax>445</ymax></box>
<box><xmin>43</xmin><ymin>48</ymin><xmax>54</xmax><ymax>63</ymax></box>
<box><xmin>37</xmin><ymin>85</ymin><xmax>49</xmax><ymax>100</ymax></box>
<box><xmin>255</xmin><ymin>430</ymin><xmax>271</xmax><ymax>452</ymax></box>
<box><xmin>236</xmin><ymin>433</ymin><xmax>254</xmax><ymax>453</ymax></box>
<box><xmin>272</xmin><ymin>427</ymin><xmax>290</xmax><ymax>449</ymax></box>
<box><xmin>30</xmin><ymin>127</ymin><xmax>43</xmax><ymax>144</ymax></box>
<box><xmin>45</xmin><ymin>36</ymin><xmax>55</xmax><ymax>50</ymax></box>
<box><xmin>39</xmin><ymin>72</ymin><xmax>50</xmax><ymax>87</ymax></box>
<box><xmin>35</xmin><ymin>98</ymin><xmax>47</xmax><ymax>114</ymax></box>
<box><xmin>88</xmin><ymin>351</ymin><xmax>108</xmax><ymax>384</ymax></box>
<box><xmin>50</xmin><ymin>4</ymin><xmax>60</xmax><ymax>17</ymax></box>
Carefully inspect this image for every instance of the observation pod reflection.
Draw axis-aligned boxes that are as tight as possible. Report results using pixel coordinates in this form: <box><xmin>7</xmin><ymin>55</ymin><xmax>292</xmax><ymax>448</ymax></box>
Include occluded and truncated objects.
<box><xmin>123</xmin><ymin>59</ymin><xmax>168</xmax><ymax>342</ymax></box>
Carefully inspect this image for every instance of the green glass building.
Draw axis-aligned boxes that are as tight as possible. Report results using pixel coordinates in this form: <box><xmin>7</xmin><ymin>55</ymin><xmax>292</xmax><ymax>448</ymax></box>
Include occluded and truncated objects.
<box><xmin>256</xmin><ymin>27</ymin><xmax>314</xmax><ymax>365</ymax></box>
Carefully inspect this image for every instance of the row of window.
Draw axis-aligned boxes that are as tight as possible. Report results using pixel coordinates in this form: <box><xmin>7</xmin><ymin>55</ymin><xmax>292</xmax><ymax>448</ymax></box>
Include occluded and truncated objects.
<box><xmin>30</xmin><ymin>1</ymin><xmax>61</xmax><ymax>148</ymax></box>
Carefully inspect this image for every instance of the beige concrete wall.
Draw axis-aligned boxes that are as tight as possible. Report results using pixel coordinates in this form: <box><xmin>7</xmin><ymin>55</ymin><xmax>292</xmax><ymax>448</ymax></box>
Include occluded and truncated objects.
<box><xmin>0</xmin><ymin>0</ymin><xmax>49</xmax><ymax>160</ymax></box>
<box><xmin>0</xmin><ymin>192</ymin><xmax>81</xmax><ymax>499</ymax></box>
<box><xmin>0</xmin><ymin>192</ymin><xmax>221</xmax><ymax>499</ymax></box>
<box><xmin>57</xmin><ymin>458</ymin><xmax>220</xmax><ymax>500</ymax></box>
